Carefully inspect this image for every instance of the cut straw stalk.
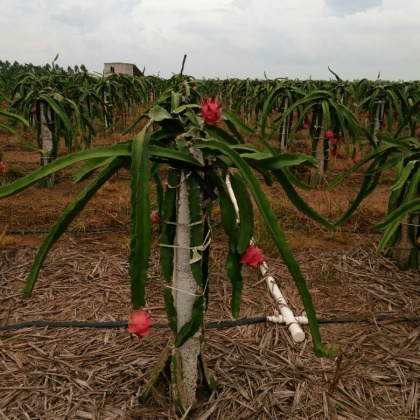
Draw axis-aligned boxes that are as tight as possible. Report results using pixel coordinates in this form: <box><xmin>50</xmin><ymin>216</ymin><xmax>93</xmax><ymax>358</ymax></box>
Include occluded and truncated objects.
<box><xmin>225</xmin><ymin>175</ymin><xmax>306</xmax><ymax>343</ymax></box>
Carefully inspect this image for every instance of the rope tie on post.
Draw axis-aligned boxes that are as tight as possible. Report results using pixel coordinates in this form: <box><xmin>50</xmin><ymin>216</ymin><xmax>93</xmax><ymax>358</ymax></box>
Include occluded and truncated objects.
<box><xmin>159</xmin><ymin>219</ymin><xmax>211</xmax><ymax>264</ymax></box>
<box><xmin>165</xmin><ymin>280</ymin><xmax>209</xmax><ymax>298</ymax></box>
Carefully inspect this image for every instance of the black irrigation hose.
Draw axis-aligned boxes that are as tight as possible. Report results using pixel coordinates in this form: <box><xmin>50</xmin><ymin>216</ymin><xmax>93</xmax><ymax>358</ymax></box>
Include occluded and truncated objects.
<box><xmin>5</xmin><ymin>226</ymin><xmax>129</xmax><ymax>235</ymax></box>
<box><xmin>284</xmin><ymin>224</ymin><xmax>383</xmax><ymax>235</ymax></box>
<box><xmin>1</xmin><ymin>315</ymin><xmax>419</xmax><ymax>332</ymax></box>
<box><xmin>5</xmin><ymin>225</ymin><xmax>383</xmax><ymax>236</ymax></box>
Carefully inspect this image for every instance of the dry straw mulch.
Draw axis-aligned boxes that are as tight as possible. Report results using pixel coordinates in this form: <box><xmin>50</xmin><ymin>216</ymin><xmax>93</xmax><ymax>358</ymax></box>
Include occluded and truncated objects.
<box><xmin>1</xmin><ymin>234</ymin><xmax>420</xmax><ymax>419</ymax></box>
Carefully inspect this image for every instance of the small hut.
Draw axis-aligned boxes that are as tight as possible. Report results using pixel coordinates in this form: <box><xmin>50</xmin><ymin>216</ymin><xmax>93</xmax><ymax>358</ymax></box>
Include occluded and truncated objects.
<box><xmin>103</xmin><ymin>62</ymin><xmax>143</xmax><ymax>77</ymax></box>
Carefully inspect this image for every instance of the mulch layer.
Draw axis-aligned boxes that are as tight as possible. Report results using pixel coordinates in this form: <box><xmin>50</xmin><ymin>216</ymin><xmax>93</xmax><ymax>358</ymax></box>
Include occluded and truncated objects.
<box><xmin>1</xmin><ymin>234</ymin><xmax>419</xmax><ymax>419</ymax></box>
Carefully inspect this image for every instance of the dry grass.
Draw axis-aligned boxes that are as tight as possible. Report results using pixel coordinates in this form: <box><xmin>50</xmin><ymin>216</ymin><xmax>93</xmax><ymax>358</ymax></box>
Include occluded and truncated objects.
<box><xmin>1</xmin><ymin>236</ymin><xmax>420</xmax><ymax>419</ymax></box>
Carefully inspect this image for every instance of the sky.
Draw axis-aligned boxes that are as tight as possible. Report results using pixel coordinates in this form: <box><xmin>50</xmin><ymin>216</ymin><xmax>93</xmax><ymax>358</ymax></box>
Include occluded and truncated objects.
<box><xmin>0</xmin><ymin>0</ymin><xmax>419</xmax><ymax>81</ymax></box>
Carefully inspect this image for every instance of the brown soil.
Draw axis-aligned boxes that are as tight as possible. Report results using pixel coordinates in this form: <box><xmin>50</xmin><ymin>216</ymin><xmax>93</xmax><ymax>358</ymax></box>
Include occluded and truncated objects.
<box><xmin>1</xmin><ymin>131</ymin><xmax>419</xmax><ymax>419</ymax></box>
<box><xmin>0</xmin><ymin>135</ymin><xmax>390</xmax><ymax>250</ymax></box>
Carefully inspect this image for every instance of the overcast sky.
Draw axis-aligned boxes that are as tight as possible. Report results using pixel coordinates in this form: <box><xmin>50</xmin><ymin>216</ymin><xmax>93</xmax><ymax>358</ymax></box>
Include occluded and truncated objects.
<box><xmin>0</xmin><ymin>0</ymin><xmax>418</xmax><ymax>81</ymax></box>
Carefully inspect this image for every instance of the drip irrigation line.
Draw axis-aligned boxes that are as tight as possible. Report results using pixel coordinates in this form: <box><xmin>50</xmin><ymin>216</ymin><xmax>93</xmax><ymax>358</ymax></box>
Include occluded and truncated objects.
<box><xmin>1</xmin><ymin>315</ymin><xmax>419</xmax><ymax>332</ymax></box>
<box><xmin>0</xmin><ymin>147</ymin><xmax>38</xmax><ymax>152</ymax></box>
<box><xmin>5</xmin><ymin>226</ymin><xmax>129</xmax><ymax>235</ymax></box>
<box><xmin>5</xmin><ymin>224</ymin><xmax>383</xmax><ymax>236</ymax></box>
<box><xmin>285</xmin><ymin>224</ymin><xmax>382</xmax><ymax>235</ymax></box>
